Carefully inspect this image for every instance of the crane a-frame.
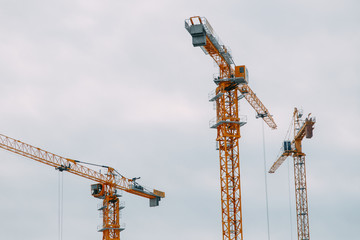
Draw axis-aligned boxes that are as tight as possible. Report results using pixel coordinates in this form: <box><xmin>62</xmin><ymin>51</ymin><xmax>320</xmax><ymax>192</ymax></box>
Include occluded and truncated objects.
<box><xmin>269</xmin><ymin>107</ymin><xmax>315</xmax><ymax>240</ymax></box>
<box><xmin>185</xmin><ymin>16</ymin><xmax>277</xmax><ymax>240</ymax></box>
<box><xmin>0</xmin><ymin>133</ymin><xmax>165</xmax><ymax>240</ymax></box>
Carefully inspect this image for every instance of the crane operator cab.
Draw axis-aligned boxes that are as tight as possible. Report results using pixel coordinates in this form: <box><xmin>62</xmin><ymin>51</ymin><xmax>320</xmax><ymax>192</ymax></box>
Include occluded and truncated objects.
<box><xmin>234</xmin><ymin>65</ymin><xmax>249</xmax><ymax>84</ymax></box>
<box><xmin>91</xmin><ymin>183</ymin><xmax>105</xmax><ymax>198</ymax></box>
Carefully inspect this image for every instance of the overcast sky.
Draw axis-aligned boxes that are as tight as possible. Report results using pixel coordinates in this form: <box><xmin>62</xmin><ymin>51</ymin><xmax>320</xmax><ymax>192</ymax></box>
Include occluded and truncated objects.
<box><xmin>0</xmin><ymin>0</ymin><xmax>359</xmax><ymax>240</ymax></box>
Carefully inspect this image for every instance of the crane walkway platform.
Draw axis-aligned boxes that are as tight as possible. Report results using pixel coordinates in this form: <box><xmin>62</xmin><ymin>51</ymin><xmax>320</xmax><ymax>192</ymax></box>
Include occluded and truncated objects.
<box><xmin>98</xmin><ymin>224</ymin><xmax>126</xmax><ymax>232</ymax></box>
<box><xmin>213</xmin><ymin>76</ymin><xmax>247</xmax><ymax>85</ymax></box>
<box><xmin>98</xmin><ymin>201</ymin><xmax>125</xmax><ymax>211</ymax></box>
<box><xmin>208</xmin><ymin>89</ymin><xmax>246</xmax><ymax>102</ymax></box>
<box><xmin>209</xmin><ymin>116</ymin><xmax>247</xmax><ymax>129</ymax></box>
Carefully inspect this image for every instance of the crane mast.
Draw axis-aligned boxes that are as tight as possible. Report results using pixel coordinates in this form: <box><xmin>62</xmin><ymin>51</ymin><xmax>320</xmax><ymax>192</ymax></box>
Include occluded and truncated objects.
<box><xmin>0</xmin><ymin>133</ymin><xmax>165</xmax><ymax>240</ymax></box>
<box><xmin>185</xmin><ymin>16</ymin><xmax>277</xmax><ymax>240</ymax></box>
<box><xmin>269</xmin><ymin>108</ymin><xmax>315</xmax><ymax>240</ymax></box>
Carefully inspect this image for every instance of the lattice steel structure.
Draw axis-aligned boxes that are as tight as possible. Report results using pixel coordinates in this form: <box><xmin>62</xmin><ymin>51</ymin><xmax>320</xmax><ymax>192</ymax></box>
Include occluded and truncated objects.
<box><xmin>185</xmin><ymin>16</ymin><xmax>277</xmax><ymax>240</ymax></box>
<box><xmin>269</xmin><ymin>107</ymin><xmax>315</xmax><ymax>240</ymax></box>
<box><xmin>0</xmin><ymin>133</ymin><xmax>165</xmax><ymax>240</ymax></box>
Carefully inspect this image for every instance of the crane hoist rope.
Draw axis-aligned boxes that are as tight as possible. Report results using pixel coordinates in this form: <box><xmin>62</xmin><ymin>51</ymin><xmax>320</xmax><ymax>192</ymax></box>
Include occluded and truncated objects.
<box><xmin>287</xmin><ymin>159</ymin><xmax>295</xmax><ymax>240</ymax></box>
<box><xmin>261</xmin><ymin>120</ymin><xmax>271</xmax><ymax>240</ymax></box>
<box><xmin>278</xmin><ymin>110</ymin><xmax>298</xmax><ymax>240</ymax></box>
<box><xmin>58</xmin><ymin>171</ymin><xmax>64</xmax><ymax>240</ymax></box>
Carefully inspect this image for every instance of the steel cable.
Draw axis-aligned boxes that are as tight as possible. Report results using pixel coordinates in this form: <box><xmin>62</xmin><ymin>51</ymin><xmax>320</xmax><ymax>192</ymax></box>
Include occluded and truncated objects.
<box><xmin>261</xmin><ymin>120</ymin><xmax>271</xmax><ymax>240</ymax></box>
<box><xmin>58</xmin><ymin>172</ymin><xmax>64</xmax><ymax>240</ymax></box>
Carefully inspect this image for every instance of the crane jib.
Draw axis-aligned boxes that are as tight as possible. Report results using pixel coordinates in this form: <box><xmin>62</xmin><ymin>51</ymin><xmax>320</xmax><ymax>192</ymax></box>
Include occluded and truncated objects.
<box><xmin>0</xmin><ymin>133</ymin><xmax>166</xmax><ymax>240</ymax></box>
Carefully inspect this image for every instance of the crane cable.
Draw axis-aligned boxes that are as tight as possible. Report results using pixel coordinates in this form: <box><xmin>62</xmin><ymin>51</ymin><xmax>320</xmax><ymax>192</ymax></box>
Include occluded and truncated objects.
<box><xmin>261</xmin><ymin>120</ymin><xmax>271</xmax><ymax>240</ymax></box>
<box><xmin>72</xmin><ymin>159</ymin><xmax>125</xmax><ymax>178</ymax></box>
<box><xmin>58</xmin><ymin>171</ymin><xmax>64</xmax><ymax>240</ymax></box>
<box><xmin>285</xmin><ymin>114</ymin><xmax>295</xmax><ymax>240</ymax></box>
<box><xmin>287</xmin><ymin>158</ymin><xmax>294</xmax><ymax>240</ymax></box>
<box><xmin>261</xmin><ymin>113</ymin><xmax>295</xmax><ymax>240</ymax></box>
<box><xmin>282</xmin><ymin>113</ymin><xmax>295</xmax><ymax>240</ymax></box>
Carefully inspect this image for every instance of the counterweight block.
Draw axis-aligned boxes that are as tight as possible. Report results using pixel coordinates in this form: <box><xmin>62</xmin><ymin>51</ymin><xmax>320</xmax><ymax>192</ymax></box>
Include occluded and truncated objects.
<box><xmin>189</xmin><ymin>24</ymin><xmax>206</xmax><ymax>47</ymax></box>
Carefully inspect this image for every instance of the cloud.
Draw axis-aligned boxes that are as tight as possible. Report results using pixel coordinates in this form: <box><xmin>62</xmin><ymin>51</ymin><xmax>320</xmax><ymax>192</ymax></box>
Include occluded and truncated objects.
<box><xmin>0</xmin><ymin>1</ymin><xmax>359</xmax><ymax>240</ymax></box>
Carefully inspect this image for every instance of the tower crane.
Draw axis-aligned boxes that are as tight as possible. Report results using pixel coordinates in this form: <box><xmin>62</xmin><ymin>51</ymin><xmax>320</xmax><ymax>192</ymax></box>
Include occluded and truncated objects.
<box><xmin>0</xmin><ymin>133</ymin><xmax>165</xmax><ymax>240</ymax></box>
<box><xmin>269</xmin><ymin>107</ymin><xmax>315</xmax><ymax>240</ymax></box>
<box><xmin>185</xmin><ymin>16</ymin><xmax>277</xmax><ymax>240</ymax></box>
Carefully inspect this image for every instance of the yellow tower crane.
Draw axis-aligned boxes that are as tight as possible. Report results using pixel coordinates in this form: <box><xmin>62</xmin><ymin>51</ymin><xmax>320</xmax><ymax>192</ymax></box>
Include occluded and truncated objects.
<box><xmin>185</xmin><ymin>16</ymin><xmax>277</xmax><ymax>240</ymax></box>
<box><xmin>269</xmin><ymin>107</ymin><xmax>315</xmax><ymax>240</ymax></box>
<box><xmin>0</xmin><ymin>133</ymin><xmax>165</xmax><ymax>240</ymax></box>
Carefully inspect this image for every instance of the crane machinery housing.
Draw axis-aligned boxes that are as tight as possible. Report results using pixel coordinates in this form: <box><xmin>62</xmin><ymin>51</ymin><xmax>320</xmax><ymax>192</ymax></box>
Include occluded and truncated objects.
<box><xmin>269</xmin><ymin>107</ymin><xmax>315</xmax><ymax>240</ymax></box>
<box><xmin>0</xmin><ymin>133</ymin><xmax>165</xmax><ymax>240</ymax></box>
<box><xmin>185</xmin><ymin>16</ymin><xmax>277</xmax><ymax>240</ymax></box>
